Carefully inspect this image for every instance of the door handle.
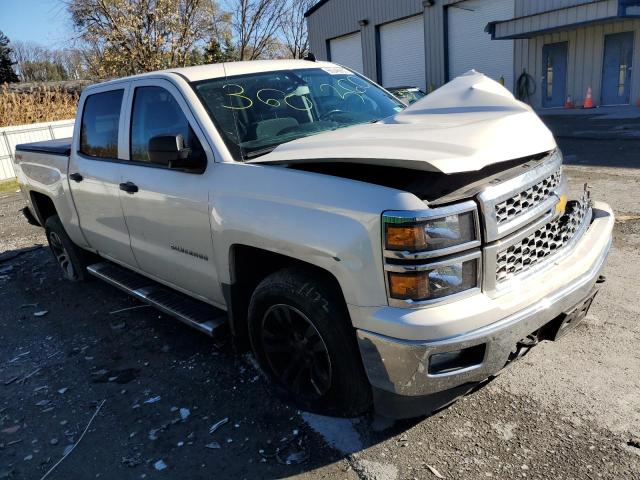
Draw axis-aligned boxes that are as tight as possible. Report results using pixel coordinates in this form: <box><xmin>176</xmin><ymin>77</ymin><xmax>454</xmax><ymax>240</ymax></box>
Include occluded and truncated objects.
<box><xmin>69</xmin><ymin>173</ymin><xmax>83</xmax><ymax>182</ymax></box>
<box><xmin>119</xmin><ymin>181</ymin><xmax>139</xmax><ymax>194</ymax></box>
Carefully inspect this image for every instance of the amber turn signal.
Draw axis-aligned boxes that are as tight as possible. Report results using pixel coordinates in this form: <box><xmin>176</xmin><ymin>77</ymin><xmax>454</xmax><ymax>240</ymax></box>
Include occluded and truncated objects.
<box><xmin>388</xmin><ymin>272</ymin><xmax>429</xmax><ymax>300</ymax></box>
<box><xmin>385</xmin><ymin>225</ymin><xmax>428</xmax><ymax>251</ymax></box>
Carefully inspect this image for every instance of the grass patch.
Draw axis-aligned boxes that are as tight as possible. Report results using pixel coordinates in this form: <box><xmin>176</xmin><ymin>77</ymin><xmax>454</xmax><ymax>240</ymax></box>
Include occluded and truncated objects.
<box><xmin>0</xmin><ymin>178</ymin><xmax>19</xmax><ymax>194</ymax></box>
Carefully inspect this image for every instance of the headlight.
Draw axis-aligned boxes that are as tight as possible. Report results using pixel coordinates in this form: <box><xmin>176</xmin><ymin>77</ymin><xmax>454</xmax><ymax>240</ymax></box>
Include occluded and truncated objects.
<box><xmin>382</xmin><ymin>201</ymin><xmax>481</xmax><ymax>307</ymax></box>
<box><xmin>387</xmin><ymin>253</ymin><xmax>480</xmax><ymax>302</ymax></box>
<box><xmin>383</xmin><ymin>201</ymin><xmax>479</xmax><ymax>256</ymax></box>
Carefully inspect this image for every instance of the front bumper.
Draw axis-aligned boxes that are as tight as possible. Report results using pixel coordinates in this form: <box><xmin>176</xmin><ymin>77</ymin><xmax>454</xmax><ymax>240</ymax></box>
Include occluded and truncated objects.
<box><xmin>355</xmin><ymin>202</ymin><xmax>613</xmax><ymax>417</ymax></box>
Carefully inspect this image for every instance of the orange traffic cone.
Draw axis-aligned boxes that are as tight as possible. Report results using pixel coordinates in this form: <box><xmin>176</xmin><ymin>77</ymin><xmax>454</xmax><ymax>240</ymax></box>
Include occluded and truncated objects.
<box><xmin>564</xmin><ymin>95</ymin><xmax>574</xmax><ymax>109</ymax></box>
<box><xmin>583</xmin><ymin>86</ymin><xmax>594</xmax><ymax>109</ymax></box>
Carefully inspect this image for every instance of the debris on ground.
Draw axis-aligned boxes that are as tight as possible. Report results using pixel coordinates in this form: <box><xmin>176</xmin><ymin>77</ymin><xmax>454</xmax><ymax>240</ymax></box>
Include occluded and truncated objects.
<box><xmin>39</xmin><ymin>399</ymin><xmax>106</xmax><ymax>480</ymax></box>
<box><xmin>205</xmin><ymin>442</ymin><xmax>221</xmax><ymax>449</ymax></box>
<box><xmin>7</xmin><ymin>351</ymin><xmax>30</xmax><ymax>363</ymax></box>
<box><xmin>426</xmin><ymin>464</ymin><xmax>445</xmax><ymax>478</ymax></box>
<box><xmin>121</xmin><ymin>453</ymin><xmax>143</xmax><ymax>467</ymax></box>
<box><xmin>179</xmin><ymin>408</ymin><xmax>190</xmax><ymax>421</ymax></box>
<box><xmin>2</xmin><ymin>425</ymin><xmax>21</xmax><ymax>434</ymax></box>
<box><xmin>154</xmin><ymin>459</ymin><xmax>167</xmax><ymax>471</ymax></box>
<box><xmin>144</xmin><ymin>395</ymin><xmax>161</xmax><ymax>404</ymax></box>
<box><xmin>109</xmin><ymin>319</ymin><xmax>126</xmax><ymax>330</ymax></box>
<box><xmin>33</xmin><ymin>310</ymin><xmax>48</xmax><ymax>317</ymax></box>
<box><xmin>209</xmin><ymin>417</ymin><xmax>228</xmax><ymax>434</ymax></box>
<box><xmin>275</xmin><ymin>434</ymin><xmax>309</xmax><ymax>465</ymax></box>
<box><xmin>17</xmin><ymin>367</ymin><xmax>42</xmax><ymax>384</ymax></box>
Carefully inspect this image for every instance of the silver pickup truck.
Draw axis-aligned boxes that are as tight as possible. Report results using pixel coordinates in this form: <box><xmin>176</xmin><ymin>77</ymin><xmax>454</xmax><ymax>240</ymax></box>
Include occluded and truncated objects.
<box><xmin>13</xmin><ymin>59</ymin><xmax>613</xmax><ymax>419</ymax></box>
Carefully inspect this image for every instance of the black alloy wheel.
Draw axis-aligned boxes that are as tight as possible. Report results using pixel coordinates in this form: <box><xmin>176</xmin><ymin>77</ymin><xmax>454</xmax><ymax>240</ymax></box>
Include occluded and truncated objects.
<box><xmin>260</xmin><ymin>304</ymin><xmax>332</xmax><ymax>400</ymax></box>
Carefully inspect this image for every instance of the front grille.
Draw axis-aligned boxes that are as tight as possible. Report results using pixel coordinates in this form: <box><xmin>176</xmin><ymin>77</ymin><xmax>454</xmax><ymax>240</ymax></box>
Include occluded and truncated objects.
<box><xmin>496</xmin><ymin>195</ymin><xmax>591</xmax><ymax>282</ymax></box>
<box><xmin>495</xmin><ymin>168</ymin><xmax>562</xmax><ymax>226</ymax></box>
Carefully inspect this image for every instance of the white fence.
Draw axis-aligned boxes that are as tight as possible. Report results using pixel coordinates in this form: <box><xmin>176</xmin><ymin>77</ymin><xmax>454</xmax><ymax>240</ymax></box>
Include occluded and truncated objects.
<box><xmin>0</xmin><ymin>119</ymin><xmax>75</xmax><ymax>181</ymax></box>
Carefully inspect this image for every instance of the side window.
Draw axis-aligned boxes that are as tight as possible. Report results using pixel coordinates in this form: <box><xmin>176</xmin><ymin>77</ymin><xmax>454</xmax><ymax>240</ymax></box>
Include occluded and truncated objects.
<box><xmin>130</xmin><ymin>86</ymin><xmax>204</xmax><ymax>164</ymax></box>
<box><xmin>80</xmin><ymin>89</ymin><xmax>124</xmax><ymax>159</ymax></box>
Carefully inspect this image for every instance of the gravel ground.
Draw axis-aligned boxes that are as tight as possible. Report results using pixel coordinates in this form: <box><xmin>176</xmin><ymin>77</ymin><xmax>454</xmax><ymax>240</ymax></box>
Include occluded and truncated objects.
<box><xmin>1</xmin><ymin>143</ymin><xmax>639</xmax><ymax>479</ymax></box>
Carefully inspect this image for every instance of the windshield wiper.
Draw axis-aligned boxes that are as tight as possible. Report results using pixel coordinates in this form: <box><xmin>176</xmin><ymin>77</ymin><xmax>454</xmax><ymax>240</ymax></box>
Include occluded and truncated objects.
<box><xmin>244</xmin><ymin>146</ymin><xmax>277</xmax><ymax>159</ymax></box>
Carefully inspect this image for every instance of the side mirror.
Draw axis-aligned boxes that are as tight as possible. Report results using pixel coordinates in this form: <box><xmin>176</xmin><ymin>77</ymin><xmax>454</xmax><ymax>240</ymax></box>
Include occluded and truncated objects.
<box><xmin>148</xmin><ymin>134</ymin><xmax>188</xmax><ymax>166</ymax></box>
<box><xmin>148</xmin><ymin>134</ymin><xmax>205</xmax><ymax>171</ymax></box>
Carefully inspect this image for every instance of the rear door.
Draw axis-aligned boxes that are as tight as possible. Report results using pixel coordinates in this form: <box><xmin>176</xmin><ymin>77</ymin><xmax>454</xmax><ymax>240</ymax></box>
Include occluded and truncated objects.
<box><xmin>117</xmin><ymin>79</ymin><xmax>222</xmax><ymax>304</ymax></box>
<box><xmin>68</xmin><ymin>84</ymin><xmax>138</xmax><ymax>267</ymax></box>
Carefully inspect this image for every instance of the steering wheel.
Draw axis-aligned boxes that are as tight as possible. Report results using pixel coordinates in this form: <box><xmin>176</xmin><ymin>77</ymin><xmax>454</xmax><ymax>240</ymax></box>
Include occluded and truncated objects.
<box><xmin>318</xmin><ymin>109</ymin><xmax>347</xmax><ymax>121</ymax></box>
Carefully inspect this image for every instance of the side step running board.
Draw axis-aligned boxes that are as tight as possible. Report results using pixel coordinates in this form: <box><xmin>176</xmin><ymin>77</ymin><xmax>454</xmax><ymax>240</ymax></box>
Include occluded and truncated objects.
<box><xmin>87</xmin><ymin>262</ymin><xmax>227</xmax><ymax>337</ymax></box>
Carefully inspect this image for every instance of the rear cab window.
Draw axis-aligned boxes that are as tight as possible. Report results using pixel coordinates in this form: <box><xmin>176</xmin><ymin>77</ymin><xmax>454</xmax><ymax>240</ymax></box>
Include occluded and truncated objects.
<box><xmin>79</xmin><ymin>89</ymin><xmax>124</xmax><ymax>159</ymax></box>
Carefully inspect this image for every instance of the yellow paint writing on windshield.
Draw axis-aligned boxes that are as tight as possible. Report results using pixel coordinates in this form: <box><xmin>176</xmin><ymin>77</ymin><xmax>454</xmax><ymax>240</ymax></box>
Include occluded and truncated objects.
<box><xmin>221</xmin><ymin>84</ymin><xmax>253</xmax><ymax>110</ymax></box>
<box><xmin>221</xmin><ymin>76</ymin><xmax>368</xmax><ymax>111</ymax></box>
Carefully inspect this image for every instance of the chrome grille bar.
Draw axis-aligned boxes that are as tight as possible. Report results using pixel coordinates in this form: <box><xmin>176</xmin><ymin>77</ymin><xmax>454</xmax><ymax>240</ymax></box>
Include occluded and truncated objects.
<box><xmin>478</xmin><ymin>150</ymin><xmax>564</xmax><ymax>242</ymax></box>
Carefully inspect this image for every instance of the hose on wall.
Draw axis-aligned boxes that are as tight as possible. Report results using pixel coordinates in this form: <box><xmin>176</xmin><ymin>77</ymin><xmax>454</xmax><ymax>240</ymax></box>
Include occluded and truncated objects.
<box><xmin>516</xmin><ymin>69</ymin><xmax>536</xmax><ymax>104</ymax></box>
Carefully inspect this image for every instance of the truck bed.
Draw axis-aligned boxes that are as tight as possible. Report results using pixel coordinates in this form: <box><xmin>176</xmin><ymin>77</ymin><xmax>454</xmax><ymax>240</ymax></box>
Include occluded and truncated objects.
<box><xmin>15</xmin><ymin>138</ymin><xmax>72</xmax><ymax>157</ymax></box>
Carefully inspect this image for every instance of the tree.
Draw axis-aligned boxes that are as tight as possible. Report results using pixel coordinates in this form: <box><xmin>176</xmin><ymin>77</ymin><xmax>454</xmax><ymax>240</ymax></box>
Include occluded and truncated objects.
<box><xmin>228</xmin><ymin>0</ymin><xmax>285</xmax><ymax>60</ymax></box>
<box><xmin>68</xmin><ymin>0</ymin><xmax>225</xmax><ymax>77</ymax></box>
<box><xmin>203</xmin><ymin>7</ymin><xmax>236</xmax><ymax>63</ymax></box>
<box><xmin>0</xmin><ymin>32</ymin><xmax>19</xmax><ymax>83</ymax></box>
<box><xmin>10</xmin><ymin>40</ymin><xmax>89</xmax><ymax>81</ymax></box>
<box><xmin>279</xmin><ymin>0</ymin><xmax>314</xmax><ymax>59</ymax></box>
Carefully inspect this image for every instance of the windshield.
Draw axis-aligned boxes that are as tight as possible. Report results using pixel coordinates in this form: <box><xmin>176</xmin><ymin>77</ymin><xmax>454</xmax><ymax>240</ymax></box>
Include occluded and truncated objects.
<box><xmin>390</xmin><ymin>88</ymin><xmax>427</xmax><ymax>105</ymax></box>
<box><xmin>192</xmin><ymin>66</ymin><xmax>405</xmax><ymax>160</ymax></box>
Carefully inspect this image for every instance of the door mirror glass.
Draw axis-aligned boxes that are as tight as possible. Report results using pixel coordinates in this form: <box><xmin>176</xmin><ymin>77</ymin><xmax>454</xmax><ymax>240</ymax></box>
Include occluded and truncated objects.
<box><xmin>148</xmin><ymin>134</ymin><xmax>188</xmax><ymax>166</ymax></box>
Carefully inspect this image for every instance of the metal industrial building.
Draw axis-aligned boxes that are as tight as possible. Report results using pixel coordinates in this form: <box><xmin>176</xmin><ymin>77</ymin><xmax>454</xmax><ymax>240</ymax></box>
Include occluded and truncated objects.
<box><xmin>305</xmin><ymin>0</ymin><xmax>640</xmax><ymax>108</ymax></box>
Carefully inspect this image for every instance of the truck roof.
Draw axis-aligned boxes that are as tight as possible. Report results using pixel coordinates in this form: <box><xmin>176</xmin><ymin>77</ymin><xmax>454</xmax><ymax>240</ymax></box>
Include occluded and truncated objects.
<box><xmin>87</xmin><ymin>59</ymin><xmax>338</xmax><ymax>90</ymax></box>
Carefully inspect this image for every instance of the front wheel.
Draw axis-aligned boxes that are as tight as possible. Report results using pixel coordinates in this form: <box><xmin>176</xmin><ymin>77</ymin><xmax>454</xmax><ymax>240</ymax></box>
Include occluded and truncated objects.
<box><xmin>248</xmin><ymin>268</ymin><xmax>371</xmax><ymax>416</ymax></box>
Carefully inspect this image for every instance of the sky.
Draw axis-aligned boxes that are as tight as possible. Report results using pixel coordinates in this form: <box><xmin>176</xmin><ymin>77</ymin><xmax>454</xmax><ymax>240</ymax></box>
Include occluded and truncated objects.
<box><xmin>0</xmin><ymin>0</ymin><xmax>74</xmax><ymax>47</ymax></box>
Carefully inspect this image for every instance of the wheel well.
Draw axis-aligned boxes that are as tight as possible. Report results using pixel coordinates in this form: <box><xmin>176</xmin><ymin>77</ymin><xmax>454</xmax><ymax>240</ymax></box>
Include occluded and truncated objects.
<box><xmin>30</xmin><ymin>192</ymin><xmax>57</xmax><ymax>225</ymax></box>
<box><xmin>227</xmin><ymin>245</ymin><xmax>347</xmax><ymax>350</ymax></box>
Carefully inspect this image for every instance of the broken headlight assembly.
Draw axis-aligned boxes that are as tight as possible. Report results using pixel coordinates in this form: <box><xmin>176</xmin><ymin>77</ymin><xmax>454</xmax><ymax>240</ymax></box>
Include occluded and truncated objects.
<box><xmin>382</xmin><ymin>200</ymin><xmax>481</xmax><ymax>306</ymax></box>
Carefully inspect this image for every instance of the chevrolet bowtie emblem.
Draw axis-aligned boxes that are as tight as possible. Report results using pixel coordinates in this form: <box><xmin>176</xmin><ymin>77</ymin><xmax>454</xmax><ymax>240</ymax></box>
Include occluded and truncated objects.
<box><xmin>555</xmin><ymin>194</ymin><xmax>568</xmax><ymax>215</ymax></box>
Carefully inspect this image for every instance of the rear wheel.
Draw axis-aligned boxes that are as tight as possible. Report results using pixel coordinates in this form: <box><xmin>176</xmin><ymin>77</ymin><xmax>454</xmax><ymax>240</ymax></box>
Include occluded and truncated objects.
<box><xmin>248</xmin><ymin>268</ymin><xmax>371</xmax><ymax>416</ymax></box>
<box><xmin>45</xmin><ymin>215</ymin><xmax>94</xmax><ymax>282</ymax></box>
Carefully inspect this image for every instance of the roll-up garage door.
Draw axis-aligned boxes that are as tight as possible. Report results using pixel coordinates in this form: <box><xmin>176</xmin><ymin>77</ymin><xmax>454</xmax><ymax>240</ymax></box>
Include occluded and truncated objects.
<box><xmin>380</xmin><ymin>15</ymin><xmax>426</xmax><ymax>91</ymax></box>
<box><xmin>329</xmin><ymin>32</ymin><xmax>364</xmax><ymax>74</ymax></box>
<box><xmin>448</xmin><ymin>0</ymin><xmax>515</xmax><ymax>91</ymax></box>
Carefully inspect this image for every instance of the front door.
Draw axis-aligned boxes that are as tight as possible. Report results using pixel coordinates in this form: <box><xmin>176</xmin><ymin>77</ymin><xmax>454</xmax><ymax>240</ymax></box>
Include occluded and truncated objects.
<box><xmin>118</xmin><ymin>80</ymin><xmax>222</xmax><ymax>304</ymax></box>
<box><xmin>601</xmin><ymin>32</ymin><xmax>634</xmax><ymax>105</ymax></box>
<box><xmin>68</xmin><ymin>84</ymin><xmax>138</xmax><ymax>267</ymax></box>
<box><xmin>542</xmin><ymin>42</ymin><xmax>568</xmax><ymax>108</ymax></box>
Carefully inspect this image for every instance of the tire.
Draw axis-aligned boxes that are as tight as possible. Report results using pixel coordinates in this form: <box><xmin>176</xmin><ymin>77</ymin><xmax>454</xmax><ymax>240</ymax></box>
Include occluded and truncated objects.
<box><xmin>45</xmin><ymin>215</ymin><xmax>94</xmax><ymax>282</ymax></box>
<box><xmin>248</xmin><ymin>268</ymin><xmax>372</xmax><ymax>416</ymax></box>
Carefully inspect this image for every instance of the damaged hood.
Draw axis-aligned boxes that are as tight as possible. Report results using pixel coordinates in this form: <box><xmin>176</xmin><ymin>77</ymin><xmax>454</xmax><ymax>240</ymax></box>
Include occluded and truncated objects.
<box><xmin>247</xmin><ymin>71</ymin><xmax>556</xmax><ymax>174</ymax></box>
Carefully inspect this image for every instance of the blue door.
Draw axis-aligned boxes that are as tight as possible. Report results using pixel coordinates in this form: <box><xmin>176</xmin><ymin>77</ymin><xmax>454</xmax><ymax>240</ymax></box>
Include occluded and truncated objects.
<box><xmin>542</xmin><ymin>42</ymin><xmax>568</xmax><ymax>108</ymax></box>
<box><xmin>601</xmin><ymin>32</ymin><xmax>634</xmax><ymax>105</ymax></box>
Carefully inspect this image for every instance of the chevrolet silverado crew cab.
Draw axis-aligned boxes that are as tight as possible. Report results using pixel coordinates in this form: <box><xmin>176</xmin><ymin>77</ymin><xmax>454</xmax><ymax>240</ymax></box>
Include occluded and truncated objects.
<box><xmin>14</xmin><ymin>60</ymin><xmax>613</xmax><ymax>419</ymax></box>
